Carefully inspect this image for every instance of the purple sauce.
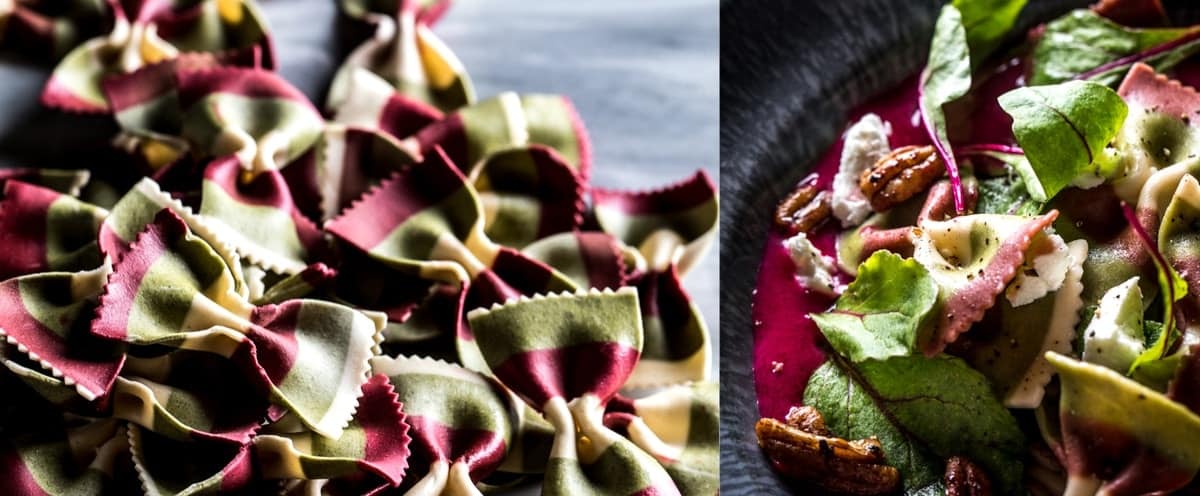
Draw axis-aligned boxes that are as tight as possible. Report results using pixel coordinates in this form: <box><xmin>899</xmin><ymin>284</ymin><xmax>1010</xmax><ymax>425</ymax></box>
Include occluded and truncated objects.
<box><xmin>752</xmin><ymin>62</ymin><xmax>1025</xmax><ymax>420</ymax></box>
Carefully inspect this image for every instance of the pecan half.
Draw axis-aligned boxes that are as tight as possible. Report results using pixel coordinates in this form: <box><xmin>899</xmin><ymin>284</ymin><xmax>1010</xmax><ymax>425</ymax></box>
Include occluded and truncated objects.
<box><xmin>859</xmin><ymin>145</ymin><xmax>945</xmax><ymax>212</ymax></box>
<box><xmin>775</xmin><ymin>182</ymin><xmax>831</xmax><ymax>235</ymax></box>
<box><xmin>945</xmin><ymin>456</ymin><xmax>992</xmax><ymax>496</ymax></box>
<box><xmin>756</xmin><ymin>416</ymin><xmax>900</xmax><ymax>495</ymax></box>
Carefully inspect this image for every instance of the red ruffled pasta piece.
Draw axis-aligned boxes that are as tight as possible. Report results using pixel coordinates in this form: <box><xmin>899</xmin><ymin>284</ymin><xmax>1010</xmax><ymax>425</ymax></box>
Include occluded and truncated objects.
<box><xmin>0</xmin><ymin>181</ymin><xmax>79</xmax><ymax>279</ymax></box>
<box><xmin>926</xmin><ymin>211</ymin><xmax>1060</xmax><ymax>355</ymax></box>
<box><xmin>1118</xmin><ymin>63</ymin><xmax>1200</xmax><ymax>122</ymax></box>
<box><xmin>0</xmin><ymin>271</ymin><xmax>124</xmax><ymax>402</ymax></box>
<box><xmin>379</xmin><ymin>96</ymin><xmax>445</xmax><ymax>140</ymax></box>
<box><xmin>348</xmin><ymin>374</ymin><xmax>414</xmax><ymax>487</ymax></box>
<box><xmin>857</xmin><ymin>180</ymin><xmax>980</xmax><ymax>261</ymax></box>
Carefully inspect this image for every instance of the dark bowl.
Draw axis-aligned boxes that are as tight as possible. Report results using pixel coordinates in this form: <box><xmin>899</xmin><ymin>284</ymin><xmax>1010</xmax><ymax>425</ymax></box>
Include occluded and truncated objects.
<box><xmin>718</xmin><ymin>0</ymin><xmax>1093</xmax><ymax>493</ymax></box>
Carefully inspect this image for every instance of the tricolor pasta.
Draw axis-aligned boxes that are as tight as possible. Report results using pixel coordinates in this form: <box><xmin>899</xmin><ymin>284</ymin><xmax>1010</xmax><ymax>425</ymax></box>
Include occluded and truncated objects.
<box><xmin>0</xmin><ymin>1</ymin><xmax>717</xmax><ymax>494</ymax></box>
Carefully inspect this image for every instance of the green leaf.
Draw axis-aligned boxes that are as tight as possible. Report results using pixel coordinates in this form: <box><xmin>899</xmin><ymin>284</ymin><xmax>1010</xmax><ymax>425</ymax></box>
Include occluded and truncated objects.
<box><xmin>1128</xmin><ymin>190</ymin><xmax>1190</xmax><ymax>373</ymax></box>
<box><xmin>1030</xmin><ymin>10</ymin><xmax>1195</xmax><ymax>85</ymax></box>
<box><xmin>1143</xmin><ymin>320</ymin><xmax>1165</xmax><ymax>350</ymax></box>
<box><xmin>804</xmin><ymin>355</ymin><xmax>1026</xmax><ymax>494</ymax></box>
<box><xmin>1129</xmin><ymin>321</ymin><xmax>1184</xmax><ymax>391</ymax></box>
<box><xmin>920</xmin><ymin>0</ymin><xmax>1027</xmax><ymax>109</ymax></box>
<box><xmin>1128</xmin><ymin>276</ymin><xmax>1187</xmax><ymax>374</ymax></box>
<box><xmin>811</xmin><ymin>251</ymin><xmax>940</xmax><ymax>362</ymax></box>
<box><xmin>920</xmin><ymin>1</ymin><xmax>1026</xmax><ymax>212</ymax></box>
<box><xmin>976</xmin><ymin>171</ymin><xmax>1044</xmax><ymax>215</ymax></box>
<box><xmin>998</xmin><ymin>81</ymin><xmax>1128</xmax><ymax>201</ymax></box>
<box><xmin>953</xmin><ymin>0</ymin><xmax>1028</xmax><ymax>62</ymax></box>
<box><xmin>920</xmin><ymin>5</ymin><xmax>973</xmax><ymax>176</ymax></box>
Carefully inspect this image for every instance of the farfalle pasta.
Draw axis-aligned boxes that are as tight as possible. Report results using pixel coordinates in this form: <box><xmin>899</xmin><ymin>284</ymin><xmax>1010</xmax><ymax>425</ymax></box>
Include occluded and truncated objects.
<box><xmin>0</xmin><ymin>167</ymin><xmax>92</xmax><ymax>195</ymax></box>
<box><xmin>326</xmin><ymin>147</ymin><xmax>570</xmax><ymax>290</ymax></box>
<box><xmin>605</xmin><ymin>382</ymin><xmax>720</xmax><ymax>495</ymax></box>
<box><xmin>112</xmin><ymin>350</ymin><xmax>271</xmax><ymax>444</ymax></box>
<box><xmin>105</xmin><ymin>65</ymin><xmax>330</xmax><ymax>272</ymax></box>
<box><xmin>371</xmin><ymin>354</ymin><xmax>516</xmax><ymax>494</ymax></box>
<box><xmin>42</xmin><ymin>0</ymin><xmax>274</xmax><ymax>113</ymax></box>
<box><xmin>99</xmin><ymin>177</ymin><xmax>246</xmax><ymax>290</ymax></box>
<box><xmin>0</xmin><ymin>0</ymin><xmax>113</xmax><ymax>60</ymax></box>
<box><xmin>1045</xmin><ymin>352</ymin><xmax>1200</xmax><ymax>495</ymax></box>
<box><xmin>298</xmin><ymin>125</ymin><xmax>421</xmax><ymax>222</ymax></box>
<box><xmin>252</xmin><ymin>374</ymin><xmax>412</xmax><ymax>487</ymax></box>
<box><xmin>177</xmin><ymin>67</ymin><xmax>324</xmax><ymax>174</ymax></box>
<box><xmin>198</xmin><ymin>155</ymin><xmax>325</xmax><ymax>274</ymax></box>
<box><xmin>466</xmin><ymin>288</ymin><xmax>682</xmax><ymax>495</ymax></box>
<box><xmin>593</xmin><ymin>171</ymin><xmax>718</xmax><ymax>387</ymax></box>
<box><xmin>0</xmin><ymin>0</ymin><xmax>716</xmax><ymax>494</ymax></box>
<box><xmin>327</xmin><ymin>0</ymin><xmax>472</xmax><ymax>113</ymax></box>
<box><xmin>94</xmin><ymin>210</ymin><xmax>382</xmax><ymax>438</ymax></box>
<box><xmin>1114</xmin><ymin>62</ymin><xmax>1200</xmax><ymax>198</ymax></box>
<box><xmin>522</xmin><ymin>231</ymin><xmax>628</xmax><ymax>290</ymax></box>
<box><xmin>955</xmin><ymin>239</ymin><xmax>1087</xmax><ymax>407</ymax></box>
<box><xmin>912</xmin><ymin>212</ymin><xmax>1061</xmax><ymax>355</ymax></box>
<box><xmin>128</xmin><ymin>425</ymin><xmax>264</xmax><ymax>495</ymax></box>
<box><xmin>468</xmin><ymin>145</ymin><xmax>585</xmax><ymax>249</ymax></box>
<box><xmin>324</xmin><ymin>147</ymin><xmax>584</xmax><ymax>371</ymax></box>
<box><xmin>0</xmin><ymin>180</ymin><xmax>107</xmax><ymax>279</ymax></box>
<box><xmin>331</xmin><ymin>68</ymin><xmax>445</xmax><ymax>139</ymax></box>
<box><xmin>1</xmin><ymin>411</ymin><xmax>135</xmax><ymax>494</ymax></box>
<box><xmin>0</xmin><ymin>267</ymin><xmax>120</xmax><ymax>401</ymax></box>
<box><xmin>413</xmin><ymin>92</ymin><xmax>591</xmax><ymax>180</ymax></box>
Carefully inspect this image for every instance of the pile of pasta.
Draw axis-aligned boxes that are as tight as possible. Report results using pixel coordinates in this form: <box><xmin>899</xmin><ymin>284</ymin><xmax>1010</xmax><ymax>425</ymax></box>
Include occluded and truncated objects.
<box><xmin>0</xmin><ymin>1</ymin><xmax>719</xmax><ymax>494</ymax></box>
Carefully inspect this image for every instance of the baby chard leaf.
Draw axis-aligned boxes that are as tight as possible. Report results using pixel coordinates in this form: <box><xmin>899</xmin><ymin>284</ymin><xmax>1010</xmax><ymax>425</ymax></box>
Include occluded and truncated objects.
<box><xmin>921</xmin><ymin>0</ymin><xmax>1028</xmax><ymax>213</ymax></box>
<box><xmin>804</xmin><ymin>354</ymin><xmax>1027</xmax><ymax>494</ymax></box>
<box><xmin>998</xmin><ymin>81</ymin><xmax>1128</xmax><ymax>201</ymax></box>
<box><xmin>954</xmin><ymin>0</ymin><xmax>1028</xmax><ymax>61</ymax></box>
<box><xmin>1031</xmin><ymin>9</ymin><xmax>1197</xmax><ymax>85</ymax></box>
<box><xmin>920</xmin><ymin>5</ymin><xmax>974</xmax><ymax>213</ymax></box>
<box><xmin>811</xmin><ymin>251</ymin><xmax>940</xmax><ymax>362</ymax></box>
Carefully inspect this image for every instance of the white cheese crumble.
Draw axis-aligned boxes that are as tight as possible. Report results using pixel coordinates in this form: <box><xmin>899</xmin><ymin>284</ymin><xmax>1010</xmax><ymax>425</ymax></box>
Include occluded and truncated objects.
<box><xmin>832</xmin><ymin>113</ymin><xmax>891</xmax><ymax>227</ymax></box>
<box><xmin>1004</xmin><ymin>239</ymin><xmax>1087</xmax><ymax>409</ymax></box>
<box><xmin>1082</xmin><ymin>276</ymin><xmax>1146</xmax><ymax>373</ymax></box>
<box><xmin>1006</xmin><ymin>233</ymin><xmax>1070</xmax><ymax>307</ymax></box>
<box><xmin>784</xmin><ymin>233</ymin><xmax>839</xmax><ymax>296</ymax></box>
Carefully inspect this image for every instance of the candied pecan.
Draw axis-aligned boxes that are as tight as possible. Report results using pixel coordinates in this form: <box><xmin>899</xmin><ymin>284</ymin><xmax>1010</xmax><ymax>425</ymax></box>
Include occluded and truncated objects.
<box><xmin>859</xmin><ymin>145</ymin><xmax>945</xmax><ymax>212</ymax></box>
<box><xmin>945</xmin><ymin>456</ymin><xmax>992</xmax><ymax>496</ymax></box>
<box><xmin>756</xmin><ymin>417</ymin><xmax>900</xmax><ymax>495</ymax></box>
<box><xmin>774</xmin><ymin>182</ymin><xmax>831</xmax><ymax>235</ymax></box>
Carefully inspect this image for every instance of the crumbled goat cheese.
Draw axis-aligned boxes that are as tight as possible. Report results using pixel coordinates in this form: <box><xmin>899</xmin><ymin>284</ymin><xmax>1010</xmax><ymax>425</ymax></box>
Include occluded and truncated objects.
<box><xmin>832</xmin><ymin>113</ymin><xmax>891</xmax><ymax>227</ymax></box>
<box><xmin>784</xmin><ymin>233</ymin><xmax>839</xmax><ymax>296</ymax></box>
<box><xmin>1082</xmin><ymin>277</ymin><xmax>1146</xmax><ymax>373</ymax></box>
<box><xmin>1004</xmin><ymin>239</ymin><xmax>1087</xmax><ymax>409</ymax></box>
<box><xmin>1006</xmin><ymin>233</ymin><xmax>1070</xmax><ymax>307</ymax></box>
